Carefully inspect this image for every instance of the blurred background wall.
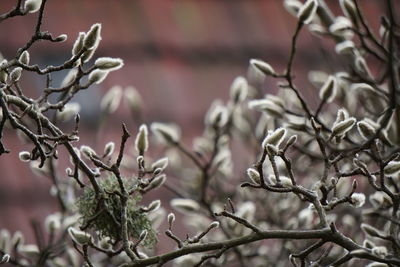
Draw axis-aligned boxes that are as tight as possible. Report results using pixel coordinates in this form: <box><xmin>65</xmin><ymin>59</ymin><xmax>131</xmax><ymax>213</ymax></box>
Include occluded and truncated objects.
<box><xmin>0</xmin><ymin>0</ymin><xmax>389</xmax><ymax>248</ymax></box>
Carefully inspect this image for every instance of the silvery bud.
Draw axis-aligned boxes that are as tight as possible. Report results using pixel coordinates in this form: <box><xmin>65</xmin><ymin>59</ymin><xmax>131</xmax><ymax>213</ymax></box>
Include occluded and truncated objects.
<box><xmin>124</xmin><ymin>86</ymin><xmax>142</xmax><ymax>112</ymax></box>
<box><xmin>230</xmin><ymin>76</ymin><xmax>248</xmax><ymax>104</ymax></box>
<box><xmin>80</xmin><ymin>145</ymin><xmax>97</xmax><ymax>159</ymax></box>
<box><xmin>19</xmin><ymin>244</ymin><xmax>40</xmax><ymax>258</ymax></box>
<box><xmin>10</xmin><ymin>67</ymin><xmax>22</xmax><ymax>82</ymax></box>
<box><xmin>350</xmin><ymin>193</ymin><xmax>365</xmax><ymax>208</ymax></box>
<box><xmin>340</xmin><ymin>0</ymin><xmax>358</xmax><ymax>22</ymax></box>
<box><xmin>24</xmin><ymin>0</ymin><xmax>42</xmax><ymax>13</ymax></box>
<box><xmin>72</xmin><ymin>32</ymin><xmax>85</xmax><ymax>57</ymax></box>
<box><xmin>298</xmin><ymin>0</ymin><xmax>318</xmax><ymax>25</ymax></box>
<box><xmin>361</xmin><ymin>223</ymin><xmax>382</xmax><ymax>238</ymax></box>
<box><xmin>135</xmin><ymin>124</ymin><xmax>149</xmax><ymax>155</ymax></box>
<box><xmin>88</xmin><ymin>70</ymin><xmax>109</xmax><ymax>84</ymax></box>
<box><xmin>103</xmin><ymin>142</ymin><xmax>115</xmax><ymax>157</ymax></box>
<box><xmin>246</xmin><ymin>168</ymin><xmax>260</xmax><ymax>184</ymax></box>
<box><xmin>83</xmin><ymin>23</ymin><xmax>102</xmax><ymax>50</ymax></box>
<box><xmin>167</xmin><ymin>213</ymin><xmax>175</xmax><ymax>226</ymax></box>
<box><xmin>56</xmin><ymin>102</ymin><xmax>80</xmax><ymax>122</ymax></box>
<box><xmin>151</xmin><ymin>122</ymin><xmax>181</xmax><ymax>144</ymax></box>
<box><xmin>100</xmin><ymin>85</ymin><xmax>122</xmax><ymax>114</ymax></box>
<box><xmin>151</xmin><ymin>157</ymin><xmax>168</xmax><ymax>171</ymax></box>
<box><xmin>319</xmin><ymin>76</ymin><xmax>337</xmax><ymax>103</ymax></box>
<box><xmin>0</xmin><ymin>254</ymin><xmax>9</xmax><ymax>264</ymax></box>
<box><xmin>329</xmin><ymin>16</ymin><xmax>353</xmax><ymax>37</ymax></box>
<box><xmin>371</xmin><ymin>246</ymin><xmax>388</xmax><ymax>258</ymax></box>
<box><xmin>357</xmin><ymin>120</ymin><xmax>376</xmax><ymax>140</ymax></box>
<box><xmin>19</xmin><ymin>151</ymin><xmax>31</xmax><ymax>162</ymax></box>
<box><xmin>262</xmin><ymin>128</ymin><xmax>287</xmax><ymax>149</ymax></box>
<box><xmin>55</xmin><ymin>34</ymin><xmax>67</xmax><ymax>42</ymax></box>
<box><xmin>331</xmin><ymin>117</ymin><xmax>356</xmax><ymax>137</ymax></box>
<box><xmin>170</xmin><ymin>198</ymin><xmax>200</xmax><ymax>214</ymax></box>
<box><xmin>95</xmin><ymin>57</ymin><xmax>124</xmax><ymax>71</ymax></box>
<box><xmin>68</xmin><ymin>227</ymin><xmax>92</xmax><ymax>245</ymax></box>
<box><xmin>11</xmin><ymin>231</ymin><xmax>24</xmax><ymax>249</ymax></box>
<box><xmin>284</xmin><ymin>0</ymin><xmax>303</xmax><ymax>17</ymax></box>
<box><xmin>248</xmin><ymin>99</ymin><xmax>284</xmax><ymax>118</ymax></box>
<box><xmin>384</xmin><ymin>161</ymin><xmax>400</xmax><ymax>176</ymax></box>
<box><xmin>208</xmin><ymin>105</ymin><xmax>228</xmax><ymax>128</ymax></box>
<box><xmin>354</xmin><ymin>56</ymin><xmax>372</xmax><ymax>77</ymax></box>
<box><xmin>147</xmin><ymin>174</ymin><xmax>166</xmax><ymax>190</ymax></box>
<box><xmin>146</xmin><ymin>200</ymin><xmax>161</xmax><ymax>212</ymax></box>
<box><xmin>250</xmin><ymin>59</ymin><xmax>276</xmax><ymax>76</ymax></box>
<box><xmin>335</xmin><ymin>40</ymin><xmax>355</xmax><ymax>55</ymax></box>
<box><xmin>45</xmin><ymin>214</ymin><xmax>61</xmax><ymax>232</ymax></box>
<box><xmin>18</xmin><ymin>51</ymin><xmax>30</xmax><ymax>65</ymax></box>
<box><xmin>210</xmin><ymin>221</ymin><xmax>220</xmax><ymax>228</ymax></box>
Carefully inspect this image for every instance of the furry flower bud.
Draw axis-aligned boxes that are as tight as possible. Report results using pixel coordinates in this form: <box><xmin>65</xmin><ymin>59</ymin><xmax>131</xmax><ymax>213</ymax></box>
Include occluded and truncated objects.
<box><xmin>88</xmin><ymin>70</ymin><xmax>109</xmax><ymax>84</ymax></box>
<box><xmin>10</xmin><ymin>67</ymin><xmax>22</xmax><ymax>82</ymax></box>
<box><xmin>384</xmin><ymin>161</ymin><xmax>400</xmax><ymax>176</ymax></box>
<box><xmin>350</xmin><ymin>193</ymin><xmax>365</xmax><ymax>208</ymax></box>
<box><xmin>247</xmin><ymin>168</ymin><xmax>260</xmax><ymax>184</ymax></box>
<box><xmin>103</xmin><ymin>142</ymin><xmax>115</xmax><ymax>157</ymax></box>
<box><xmin>357</xmin><ymin>120</ymin><xmax>376</xmax><ymax>140</ymax></box>
<box><xmin>319</xmin><ymin>76</ymin><xmax>337</xmax><ymax>103</ymax></box>
<box><xmin>298</xmin><ymin>0</ymin><xmax>318</xmax><ymax>25</ymax></box>
<box><xmin>135</xmin><ymin>124</ymin><xmax>149</xmax><ymax>155</ymax></box>
<box><xmin>171</xmin><ymin>198</ymin><xmax>200</xmax><ymax>214</ymax></box>
<box><xmin>18</xmin><ymin>51</ymin><xmax>30</xmax><ymax>65</ymax></box>
<box><xmin>68</xmin><ymin>227</ymin><xmax>92</xmax><ymax>245</ymax></box>
<box><xmin>250</xmin><ymin>59</ymin><xmax>276</xmax><ymax>76</ymax></box>
<box><xmin>331</xmin><ymin>117</ymin><xmax>356</xmax><ymax>137</ymax></box>
<box><xmin>19</xmin><ymin>151</ymin><xmax>31</xmax><ymax>162</ymax></box>
<box><xmin>72</xmin><ymin>32</ymin><xmax>85</xmax><ymax>56</ymax></box>
<box><xmin>151</xmin><ymin>122</ymin><xmax>181</xmax><ymax>144</ymax></box>
<box><xmin>262</xmin><ymin>128</ymin><xmax>287</xmax><ymax>149</ymax></box>
<box><xmin>95</xmin><ymin>57</ymin><xmax>124</xmax><ymax>71</ymax></box>
<box><xmin>100</xmin><ymin>85</ymin><xmax>122</xmax><ymax>114</ymax></box>
<box><xmin>83</xmin><ymin>23</ymin><xmax>102</xmax><ymax>50</ymax></box>
<box><xmin>230</xmin><ymin>76</ymin><xmax>248</xmax><ymax>104</ymax></box>
<box><xmin>24</xmin><ymin>0</ymin><xmax>42</xmax><ymax>13</ymax></box>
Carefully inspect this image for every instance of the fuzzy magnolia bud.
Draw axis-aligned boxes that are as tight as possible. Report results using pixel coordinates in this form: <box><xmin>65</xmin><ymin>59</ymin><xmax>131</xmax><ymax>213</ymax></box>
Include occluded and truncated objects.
<box><xmin>340</xmin><ymin>0</ymin><xmax>358</xmax><ymax>22</ymax></box>
<box><xmin>167</xmin><ymin>213</ymin><xmax>175</xmax><ymax>226</ymax></box>
<box><xmin>284</xmin><ymin>0</ymin><xmax>303</xmax><ymax>17</ymax></box>
<box><xmin>147</xmin><ymin>174</ymin><xmax>166</xmax><ymax>190</ymax></box>
<box><xmin>151</xmin><ymin>122</ymin><xmax>181</xmax><ymax>144</ymax></box>
<box><xmin>230</xmin><ymin>76</ymin><xmax>248</xmax><ymax>104</ymax></box>
<box><xmin>250</xmin><ymin>59</ymin><xmax>276</xmax><ymax>76</ymax></box>
<box><xmin>72</xmin><ymin>32</ymin><xmax>85</xmax><ymax>56</ymax></box>
<box><xmin>170</xmin><ymin>198</ymin><xmax>200</xmax><ymax>214</ymax></box>
<box><xmin>361</xmin><ymin>223</ymin><xmax>382</xmax><ymax>238</ymax></box>
<box><xmin>335</xmin><ymin>40</ymin><xmax>355</xmax><ymax>55</ymax></box>
<box><xmin>208</xmin><ymin>105</ymin><xmax>228</xmax><ymax>128</ymax></box>
<box><xmin>88</xmin><ymin>70</ymin><xmax>109</xmax><ymax>84</ymax></box>
<box><xmin>124</xmin><ymin>86</ymin><xmax>142</xmax><ymax>112</ymax></box>
<box><xmin>210</xmin><ymin>221</ymin><xmax>220</xmax><ymax>229</ymax></box>
<box><xmin>247</xmin><ymin>168</ymin><xmax>261</xmax><ymax>184</ymax></box>
<box><xmin>18</xmin><ymin>244</ymin><xmax>39</xmax><ymax>257</ymax></box>
<box><xmin>45</xmin><ymin>214</ymin><xmax>61</xmax><ymax>232</ymax></box>
<box><xmin>319</xmin><ymin>76</ymin><xmax>337</xmax><ymax>103</ymax></box>
<box><xmin>248</xmin><ymin>99</ymin><xmax>284</xmax><ymax>118</ymax></box>
<box><xmin>19</xmin><ymin>151</ymin><xmax>31</xmax><ymax>162</ymax></box>
<box><xmin>146</xmin><ymin>200</ymin><xmax>161</xmax><ymax>212</ymax></box>
<box><xmin>68</xmin><ymin>227</ymin><xmax>92</xmax><ymax>245</ymax></box>
<box><xmin>384</xmin><ymin>161</ymin><xmax>400</xmax><ymax>176</ymax></box>
<box><xmin>100</xmin><ymin>85</ymin><xmax>122</xmax><ymax>114</ymax></box>
<box><xmin>350</xmin><ymin>193</ymin><xmax>365</xmax><ymax>208</ymax></box>
<box><xmin>151</xmin><ymin>157</ymin><xmax>168</xmax><ymax>171</ymax></box>
<box><xmin>80</xmin><ymin>145</ymin><xmax>96</xmax><ymax>159</ymax></box>
<box><xmin>357</xmin><ymin>120</ymin><xmax>376</xmax><ymax>140</ymax></box>
<box><xmin>262</xmin><ymin>128</ymin><xmax>287</xmax><ymax>149</ymax></box>
<box><xmin>18</xmin><ymin>51</ymin><xmax>30</xmax><ymax>65</ymax></box>
<box><xmin>56</xmin><ymin>102</ymin><xmax>80</xmax><ymax>121</ymax></box>
<box><xmin>103</xmin><ymin>142</ymin><xmax>115</xmax><ymax>157</ymax></box>
<box><xmin>55</xmin><ymin>34</ymin><xmax>67</xmax><ymax>42</ymax></box>
<box><xmin>331</xmin><ymin>117</ymin><xmax>356</xmax><ymax>137</ymax></box>
<box><xmin>83</xmin><ymin>23</ymin><xmax>102</xmax><ymax>50</ymax></box>
<box><xmin>94</xmin><ymin>57</ymin><xmax>124</xmax><ymax>71</ymax></box>
<box><xmin>10</xmin><ymin>67</ymin><xmax>22</xmax><ymax>82</ymax></box>
<box><xmin>0</xmin><ymin>254</ymin><xmax>10</xmax><ymax>264</ymax></box>
<box><xmin>24</xmin><ymin>0</ymin><xmax>42</xmax><ymax>13</ymax></box>
<box><xmin>135</xmin><ymin>124</ymin><xmax>149</xmax><ymax>155</ymax></box>
<box><xmin>298</xmin><ymin>0</ymin><xmax>318</xmax><ymax>25</ymax></box>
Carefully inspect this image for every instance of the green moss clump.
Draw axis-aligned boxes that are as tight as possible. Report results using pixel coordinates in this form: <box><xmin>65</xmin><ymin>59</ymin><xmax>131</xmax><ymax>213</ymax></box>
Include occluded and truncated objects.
<box><xmin>76</xmin><ymin>176</ymin><xmax>157</xmax><ymax>248</ymax></box>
